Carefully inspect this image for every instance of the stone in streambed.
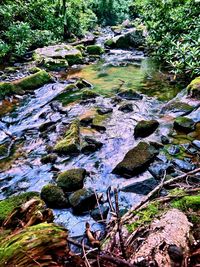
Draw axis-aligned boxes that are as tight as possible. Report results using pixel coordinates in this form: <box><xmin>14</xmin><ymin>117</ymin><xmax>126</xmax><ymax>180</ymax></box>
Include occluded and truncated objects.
<box><xmin>161</xmin><ymin>101</ymin><xmax>194</xmax><ymax>115</ymax></box>
<box><xmin>91</xmin><ymin>114</ymin><xmax>107</xmax><ymax>132</ymax></box>
<box><xmin>167</xmin><ymin>145</ymin><xmax>180</xmax><ymax>156</ymax></box>
<box><xmin>81</xmin><ymin>89</ymin><xmax>100</xmax><ymax>100</ymax></box>
<box><xmin>91</xmin><ymin>205</ymin><xmax>109</xmax><ymax>221</ymax></box>
<box><xmin>39</xmin><ymin>121</ymin><xmax>56</xmax><ymax>132</ymax></box>
<box><xmin>112</xmin><ymin>142</ymin><xmax>158</xmax><ymax>178</ymax></box>
<box><xmin>40</xmin><ymin>184</ymin><xmax>68</xmax><ymax>208</ymax></box>
<box><xmin>174</xmin><ymin>117</ymin><xmax>195</xmax><ymax>133</ymax></box>
<box><xmin>97</xmin><ymin>107</ymin><xmax>113</xmax><ymax>115</ymax></box>
<box><xmin>118</xmin><ymin>89</ymin><xmax>143</xmax><ymax>100</ymax></box>
<box><xmin>192</xmin><ymin>140</ymin><xmax>200</xmax><ymax>149</ymax></box>
<box><xmin>172</xmin><ymin>159</ymin><xmax>195</xmax><ymax>172</ymax></box>
<box><xmin>148</xmin><ymin>161</ymin><xmax>172</xmax><ymax>179</ymax></box>
<box><xmin>118</xmin><ymin>103</ymin><xmax>133</xmax><ymax>113</ymax></box>
<box><xmin>86</xmin><ymin>45</ymin><xmax>104</xmax><ymax>55</ymax></box>
<box><xmin>41</xmin><ymin>154</ymin><xmax>57</xmax><ymax>164</ymax></box>
<box><xmin>69</xmin><ymin>188</ymin><xmax>96</xmax><ymax>214</ymax></box>
<box><xmin>134</xmin><ymin>120</ymin><xmax>159</xmax><ymax>138</ymax></box>
<box><xmin>187</xmin><ymin>76</ymin><xmax>200</xmax><ymax>99</ymax></box>
<box><xmin>81</xmin><ymin>136</ymin><xmax>103</xmax><ymax>154</ymax></box>
<box><xmin>56</xmin><ymin>168</ymin><xmax>86</xmax><ymax>192</ymax></box>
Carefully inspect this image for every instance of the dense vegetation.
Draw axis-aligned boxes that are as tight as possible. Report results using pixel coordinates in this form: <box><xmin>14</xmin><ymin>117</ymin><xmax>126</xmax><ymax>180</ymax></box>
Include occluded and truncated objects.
<box><xmin>0</xmin><ymin>0</ymin><xmax>199</xmax><ymax>78</ymax></box>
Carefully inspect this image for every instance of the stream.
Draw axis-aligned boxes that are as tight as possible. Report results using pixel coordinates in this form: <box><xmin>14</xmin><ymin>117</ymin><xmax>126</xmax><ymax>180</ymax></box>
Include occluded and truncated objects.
<box><xmin>0</xmin><ymin>30</ymin><xmax>194</xmax><ymax>237</ymax></box>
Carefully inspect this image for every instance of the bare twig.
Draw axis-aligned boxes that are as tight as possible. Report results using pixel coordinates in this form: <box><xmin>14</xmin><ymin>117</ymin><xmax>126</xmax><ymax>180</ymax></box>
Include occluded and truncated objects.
<box><xmin>82</xmin><ymin>240</ymin><xmax>91</xmax><ymax>267</ymax></box>
<box><xmin>99</xmin><ymin>254</ymin><xmax>134</xmax><ymax>267</ymax></box>
<box><xmin>106</xmin><ymin>186</ymin><xmax>115</xmax><ymax>213</ymax></box>
<box><xmin>93</xmin><ymin>190</ymin><xmax>104</xmax><ymax>222</ymax></box>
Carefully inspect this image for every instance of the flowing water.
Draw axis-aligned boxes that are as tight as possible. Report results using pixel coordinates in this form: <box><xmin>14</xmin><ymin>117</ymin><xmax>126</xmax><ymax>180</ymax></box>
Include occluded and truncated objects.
<box><xmin>0</xmin><ymin>41</ymin><xmax>185</xmax><ymax>236</ymax></box>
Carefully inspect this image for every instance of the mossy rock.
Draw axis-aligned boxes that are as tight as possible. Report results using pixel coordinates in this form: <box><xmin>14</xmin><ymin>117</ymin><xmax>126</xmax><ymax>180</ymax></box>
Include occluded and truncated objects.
<box><xmin>118</xmin><ymin>89</ymin><xmax>143</xmax><ymax>100</ymax></box>
<box><xmin>187</xmin><ymin>77</ymin><xmax>200</xmax><ymax>99</ymax></box>
<box><xmin>86</xmin><ymin>45</ymin><xmax>104</xmax><ymax>55</ymax></box>
<box><xmin>13</xmin><ymin>70</ymin><xmax>52</xmax><ymax>92</ymax></box>
<box><xmin>43</xmin><ymin>58</ymin><xmax>68</xmax><ymax>71</ymax></box>
<box><xmin>0</xmin><ymin>82</ymin><xmax>18</xmax><ymax>99</ymax></box>
<box><xmin>134</xmin><ymin>120</ymin><xmax>159</xmax><ymax>138</ymax></box>
<box><xmin>40</xmin><ymin>184</ymin><xmax>68</xmax><ymax>208</ymax></box>
<box><xmin>161</xmin><ymin>101</ymin><xmax>194</xmax><ymax>115</ymax></box>
<box><xmin>112</xmin><ymin>142</ymin><xmax>158</xmax><ymax>178</ymax></box>
<box><xmin>172</xmin><ymin>195</ymin><xmax>200</xmax><ymax>211</ymax></box>
<box><xmin>174</xmin><ymin>117</ymin><xmax>195</xmax><ymax>133</ymax></box>
<box><xmin>41</xmin><ymin>154</ymin><xmax>57</xmax><ymax>164</ymax></box>
<box><xmin>91</xmin><ymin>114</ymin><xmax>108</xmax><ymax>132</ymax></box>
<box><xmin>0</xmin><ymin>192</ymin><xmax>39</xmax><ymax>224</ymax></box>
<box><xmin>74</xmin><ymin>44</ymin><xmax>85</xmax><ymax>52</ymax></box>
<box><xmin>81</xmin><ymin>89</ymin><xmax>99</xmax><ymax>100</ymax></box>
<box><xmin>56</xmin><ymin>168</ymin><xmax>86</xmax><ymax>192</ymax></box>
<box><xmin>0</xmin><ymin>223</ymin><xmax>68</xmax><ymax>267</ymax></box>
<box><xmin>0</xmin><ymin>143</ymin><xmax>9</xmax><ymax>158</ymax></box>
<box><xmin>54</xmin><ymin>120</ymin><xmax>80</xmax><ymax>155</ymax></box>
<box><xmin>64</xmin><ymin>83</ymin><xmax>79</xmax><ymax>92</ymax></box>
<box><xmin>28</xmin><ymin>67</ymin><xmax>41</xmax><ymax>74</ymax></box>
<box><xmin>69</xmin><ymin>188</ymin><xmax>96</xmax><ymax>214</ymax></box>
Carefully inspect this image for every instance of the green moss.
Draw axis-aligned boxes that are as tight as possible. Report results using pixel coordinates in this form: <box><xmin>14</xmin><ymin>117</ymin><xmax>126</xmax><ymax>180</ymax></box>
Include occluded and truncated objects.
<box><xmin>56</xmin><ymin>168</ymin><xmax>86</xmax><ymax>192</ymax></box>
<box><xmin>0</xmin><ymin>82</ymin><xmax>17</xmax><ymax>99</ymax></box>
<box><xmin>65</xmin><ymin>50</ymin><xmax>83</xmax><ymax>65</ymax></box>
<box><xmin>134</xmin><ymin>120</ymin><xmax>159</xmax><ymax>138</ymax></box>
<box><xmin>13</xmin><ymin>70</ymin><xmax>52</xmax><ymax>91</ymax></box>
<box><xmin>126</xmin><ymin>203</ymin><xmax>159</xmax><ymax>233</ymax></box>
<box><xmin>172</xmin><ymin>195</ymin><xmax>200</xmax><ymax>211</ymax></box>
<box><xmin>28</xmin><ymin>67</ymin><xmax>41</xmax><ymax>74</ymax></box>
<box><xmin>81</xmin><ymin>89</ymin><xmax>99</xmax><ymax>99</ymax></box>
<box><xmin>0</xmin><ymin>192</ymin><xmax>39</xmax><ymax>224</ymax></box>
<box><xmin>75</xmin><ymin>44</ymin><xmax>85</xmax><ymax>52</ymax></box>
<box><xmin>187</xmin><ymin>77</ymin><xmax>200</xmax><ymax>98</ymax></box>
<box><xmin>54</xmin><ymin>120</ymin><xmax>80</xmax><ymax>155</ymax></box>
<box><xmin>174</xmin><ymin>117</ymin><xmax>195</xmax><ymax>133</ymax></box>
<box><xmin>0</xmin><ymin>144</ymin><xmax>8</xmax><ymax>158</ymax></box>
<box><xmin>43</xmin><ymin>58</ymin><xmax>68</xmax><ymax>70</ymax></box>
<box><xmin>86</xmin><ymin>45</ymin><xmax>104</xmax><ymax>55</ymax></box>
<box><xmin>169</xmin><ymin>188</ymin><xmax>185</xmax><ymax>196</ymax></box>
<box><xmin>104</xmin><ymin>39</ymin><xmax>114</xmax><ymax>47</ymax></box>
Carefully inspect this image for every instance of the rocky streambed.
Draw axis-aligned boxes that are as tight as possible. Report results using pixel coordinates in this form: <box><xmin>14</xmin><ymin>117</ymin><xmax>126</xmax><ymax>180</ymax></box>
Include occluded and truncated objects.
<box><xmin>1</xmin><ymin>26</ymin><xmax>200</xmax><ymax>241</ymax></box>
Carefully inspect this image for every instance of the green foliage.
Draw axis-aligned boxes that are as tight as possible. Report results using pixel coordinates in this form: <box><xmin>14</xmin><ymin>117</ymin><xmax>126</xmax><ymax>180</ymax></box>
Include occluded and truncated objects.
<box><xmin>133</xmin><ymin>0</ymin><xmax>200</xmax><ymax>77</ymax></box>
<box><xmin>172</xmin><ymin>195</ymin><xmax>200</xmax><ymax>211</ymax></box>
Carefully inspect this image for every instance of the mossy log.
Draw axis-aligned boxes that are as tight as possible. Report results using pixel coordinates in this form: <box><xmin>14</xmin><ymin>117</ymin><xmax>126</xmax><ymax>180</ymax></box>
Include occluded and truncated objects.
<box><xmin>0</xmin><ymin>223</ymin><xmax>68</xmax><ymax>267</ymax></box>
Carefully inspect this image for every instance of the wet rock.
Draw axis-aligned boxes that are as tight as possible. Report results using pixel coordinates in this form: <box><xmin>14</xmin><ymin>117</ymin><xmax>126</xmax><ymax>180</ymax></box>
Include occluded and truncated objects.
<box><xmin>56</xmin><ymin>168</ymin><xmax>86</xmax><ymax>192</ymax></box>
<box><xmin>41</xmin><ymin>184</ymin><xmax>68</xmax><ymax>208</ymax></box>
<box><xmin>172</xmin><ymin>159</ymin><xmax>195</xmax><ymax>172</ymax></box>
<box><xmin>34</xmin><ymin>44</ymin><xmax>83</xmax><ymax>66</ymax></box>
<box><xmin>112</xmin><ymin>142</ymin><xmax>158</xmax><ymax>178</ymax></box>
<box><xmin>121</xmin><ymin>177</ymin><xmax>158</xmax><ymax>195</ymax></box>
<box><xmin>148</xmin><ymin>162</ymin><xmax>171</xmax><ymax>179</ymax></box>
<box><xmin>118</xmin><ymin>89</ymin><xmax>143</xmax><ymax>100</ymax></box>
<box><xmin>91</xmin><ymin>114</ymin><xmax>107</xmax><ymax>132</ymax></box>
<box><xmin>43</xmin><ymin>58</ymin><xmax>68</xmax><ymax>71</ymax></box>
<box><xmin>81</xmin><ymin>89</ymin><xmax>99</xmax><ymax>100</ymax></box>
<box><xmin>80</xmin><ymin>116</ymin><xmax>93</xmax><ymax>126</ymax></box>
<box><xmin>192</xmin><ymin>140</ymin><xmax>200</xmax><ymax>149</ymax></box>
<box><xmin>50</xmin><ymin>101</ymin><xmax>68</xmax><ymax>115</ymax></box>
<box><xmin>187</xmin><ymin>76</ymin><xmax>200</xmax><ymax>99</ymax></box>
<box><xmin>41</xmin><ymin>154</ymin><xmax>57</xmax><ymax>164</ymax></box>
<box><xmin>174</xmin><ymin>117</ymin><xmax>195</xmax><ymax>133</ymax></box>
<box><xmin>167</xmin><ymin>145</ymin><xmax>180</xmax><ymax>156</ymax></box>
<box><xmin>97</xmin><ymin>107</ymin><xmax>113</xmax><ymax>115</ymax></box>
<box><xmin>54</xmin><ymin>120</ymin><xmax>80</xmax><ymax>155</ymax></box>
<box><xmin>69</xmin><ymin>188</ymin><xmax>96</xmax><ymax>214</ymax></box>
<box><xmin>161</xmin><ymin>101</ymin><xmax>194</xmax><ymax>115</ymax></box>
<box><xmin>161</xmin><ymin>135</ymin><xmax>170</xmax><ymax>145</ymax></box>
<box><xmin>86</xmin><ymin>45</ymin><xmax>104</xmax><ymax>55</ymax></box>
<box><xmin>81</xmin><ymin>136</ymin><xmax>103</xmax><ymax>154</ymax></box>
<box><xmin>91</xmin><ymin>205</ymin><xmax>109</xmax><ymax>221</ymax></box>
<box><xmin>134</xmin><ymin>120</ymin><xmax>159</xmax><ymax>138</ymax></box>
<box><xmin>118</xmin><ymin>103</ymin><xmax>133</xmax><ymax>113</ymax></box>
<box><xmin>80</xmin><ymin>99</ymin><xmax>96</xmax><ymax>105</ymax></box>
<box><xmin>39</xmin><ymin>121</ymin><xmax>56</xmax><ymax>132</ymax></box>
<box><xmin>110</xmin><ymin>96</ymin><xmax>122</xmax><ymax>105</ymax></box>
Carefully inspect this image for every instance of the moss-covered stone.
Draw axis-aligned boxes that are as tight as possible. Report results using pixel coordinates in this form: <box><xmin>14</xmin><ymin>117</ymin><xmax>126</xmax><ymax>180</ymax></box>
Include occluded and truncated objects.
<box><xmin>86</xmin><ymin>45</ymin><xmax>104</xmax><ymax>55</ymax></box>
<box><xmin>112</xmin><ymin>142</ymin><xmax>158</xmax><ymax>178</ymax></box>
<box><xmin>172</xmin><ymin>195</ymin><xmax>200</xmax><ymax>211</ymax></box>
<box><xmin>174</xmin><ymin>117</ymin><xmax>195</xmax><ymax>133</ymax></box>
<box><xmin>187</xmin><ymin>77</ymin><xmax>200</xmax><ymax>99</ymax></box>
<box><xmin>43</xmin><ymin>58</ymin><xmax>68</xmax><ymax>70</ymax></box>
<box><xmin>118</xmin><ymin>89</ymin><xmax>143</xmax><ymax>100</ymax></box>
<box><xmin>56</xmin><ymin>168</ymin><xmax>86</xmax><ymax>192</ymax></box>
<box><xmin>81</xmin><ymin>89</ymin><xmax>99</xmax><ymax>100</ymax></box>
<box><xmin>0</xmin><ymin>192</ymin><xmax>39</xmax><ymax>224</ymax></box>
<box><xmin>161</xmin><ymin>101</ymin><xmax>194</xmax><ymax>114</ymax></box>
<box><xmin>91</xmin><ymin>114</ymin><xmax>108</xmax><ymax>132</ymax></box>
<box><xmin>134</xmin><ymin>120</ymin><xmax>159</xmax><ymax>138</ymax></box>
<box><xmin>0</xmin><ymin>82</ymin><xmax>18</xmax><ymax>99</ymax></box>
<box><xmin>54</xmin><ymin>120</ymin><xmax>80</xmax><ymax>155</ymax></box>
<box><xmin>41</xmin><ymin>154</ymin><xmax>57</xmax><ymax>164</ymax></box>
<box><xmin>0</xmin><ymin>143</ymin><xmax>9</xmax><ymax>158</ymax></box>
<box><xmin>40</xmin><ymin>184</ymin><xmax>68</xmax><ymax>208</ymax></box>
<box><xmin>69</xmin><ymin>188</ymin><xmax>96</xmax><ymax>214</ymax></box>
<box><xmin>13</xmin><ymin>70</ymin><xmax>52</xmax><ymax>92</ymax></box>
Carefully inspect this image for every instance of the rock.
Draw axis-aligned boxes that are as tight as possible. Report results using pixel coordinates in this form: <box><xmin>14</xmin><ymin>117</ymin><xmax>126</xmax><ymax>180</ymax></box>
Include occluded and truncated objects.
<box><xmin>97</xmin><ymin>107</ymin><xmax>113</xmax><ymax>115</ymax></box>
<box><xmin>80</xmin><ymin>116</ymin><xmax>93</xmax><ymax>126</ymax></box>
<box><xmin>91</xmin><ymin>114</ymin><xmax>107</xmax><ymax>132</ymax></box>
<box><xmin>40</xmin><ymin>184</ymin><xmax>68</xmax><ymax>208</ymax></box>
<box><xmin>110</xmin><ymin>96</ymin><xmax>123</xmax><ymax>105</ymax></box>
<box><xmin>192</xmin><ymin>140</ymin><xmax>200</xmax><ymax>149</ymax></box>
<box><xmin>161</xmin><ymin>101</ymin><xmax>194</xmax><ymax>115</ymax></box>
<box><xmin>118</xmin><ymin>89</ymin><xmax>143</xmax><ymax>100</ymax></box>
<box><xmin>161</xmin><ymin>135</ymin><xmax>170</xmax><ymax>144</ymax></box>
<box><xmin>105</xmin><ymin>29</ymin><xmax>144</xmax><ymax>49</ymax></box>
<box><xmin>134</xmin><ymin>120</ymin><xmax>159</xmax><ymax>138</ymax></box>
<box><xmin>86</xmin><ymin>45</ymin><xmax>104</xmax><ymax>55</ymax></box>
<box><xmin>148</xmin><ymin>162</ymin><xmax>171</xmax><ymax>179</ymax></box>
<box><xmin>81</xmin><ymin>136</ymin><xmax>103</xmax><ymax>154</ymax></box>
<box><xmin>41</xmin><ymin>154</ymin><xmax>57</xmax><ymax>164</ymax></box>
<box><xmin>34</xmin><ymin>44</ymin><xmax>83</xmax><ymax>66</ymax></box>
<box><xmin>112</xmin><ymin>142</ymin><xmax>158</xmax><ymax>178</ymax></box>
<box><xmin>43</xmin><ymin>58</ymin><xmax>68</xmax><ymax>70</ymax></box>
<box><xmin>0</xmin><ymin>192</ymin><xmax>39</xmax><ymax>224</ymax></box>
<box><xmin>91</xmin><ymin>205</ymin><xmax>109</xmax><ymax>221</ymax></box>
<box><xmin>54</xmin><ymin>120</ymin><xmax>80</xmax><ymax>155</ymax></box>
<box><xmin>69</xmin><ymin>188</ymin><xmax>96</xmax><ymax>214</ymax></box>
<box><xmin>121</xmin><ymin>177</ymin><xmax>158</xmax><ymax>195</ymax></box>
<box><xmin>174</xmin><ymin>117</ymin><xmax>195</xmax><ymax>133</ymax></box>
<box><xmin>81</xmin><ymin>89</ymin><xmax>99</xmax><ymax>100</ymax></box>
<box><xmin>172</xmin><ymin>159</ymin><xmax>195</xmax><ymax>172</ymax></box>
<box><xmin>0</xmin><ymin>82</ymin><xmax>18</xmax><ymax>99</ymax></box>
<box><xmin>187</xmin><ymin>76</ymin><xmax>200</xmax><ymax>99</ymax></box>
<box><xmin>167</xmin><ymin>145</ymin><xmax>180</xmax><ymax>156</ymax></box>
<box><xmin>118</xmin><ymin>103</ymin><xmax>133</xmax><ymax>113</ymax></box>
<box><xmin>56</xmin><ymin>168</ymin><xmax>86</xmax><ymax>192</ymax></box>
<box><xmin>39</xmin><ymin>121</ymin><xmax>55</xmax><ymax>132</ymax></box>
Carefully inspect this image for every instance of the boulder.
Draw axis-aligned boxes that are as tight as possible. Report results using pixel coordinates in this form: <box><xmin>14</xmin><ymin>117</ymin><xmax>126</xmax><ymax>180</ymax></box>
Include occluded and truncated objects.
<box><xmin>91</xmin><ymin>114</ymin><xmax>107</xmax><ymax>132</ymax></box>
<box><xmin>81</xmin><ymin>136</ymin><xmax>103</xmax><ymax>154</ymax></box>
<box><xmin>69</xmin><ymin>188</ymin><xmax>96</xmax><ymax>214</ymax></box>
<box><xmin>134</xmin><ymin>120</ymin><xmax>159</xmax><ymax>138</ymax></box>
<box><xmin>81</xmin><ymin>89</ymin><xmax>99</xmax><ymax>100</ymax></box>
<box><xmin>118</xmin><ymin>89</ymin><xmax>143</xmax><ymax>100</ymax></box>
<box><xmin>187</xmin><ymin>76</ymin><xmax>200</xmax><ymax>99</ymax></box>
<box><xmin>34</xmin><ymin>44</ymin><xmax>83</xmax><ymax>66</ymax></box>
<box><xmin>112</xmin><ymin>142</ymin><xmax>158</xmax><ymax>178</ymax></box>
<box><xmin>161</xmin><ymin>101</ymin><xmax>194</xmax><ymax>115</ymax></box>
<box><xmin>91</xmin><ymin>205</ymin><xmax>109</xmax><ymax>221</ymax></box>
<box><xmin>97</xmin><ymin>107</ymin><xmax>113</xmax><ymax>115</ymax></box>
<box><xmin>86</xmin><ymin>45</ymin><xmax>104</xmax><ymax>55</ymax></box>
<box><xmin>40</xmin><ymin>184</ymin><xmax>68</xmax><ymax>208</ymax></box>
<box><xmin>174</xmin><ymin>117</ymin><xmax>195</xmax><ymax>133</ymax></box>
<box><xmin>118</xmin><ymin>103</ymin><xmax>133</xmax><ymax>113</ymax></box>
<box><xmin>54</xmin><ymin>120</ymin><xmax>80</xmax><ymax>155</ymax></box>
<box><xmin>56</xmin><ymin>168</ymin><xmax>86</xmax><ymax>192</ymax></box>
<box><xmin>41</xmin><ymin>154</ymin><xmax>57</xmax><ymax>164</ymax></box>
